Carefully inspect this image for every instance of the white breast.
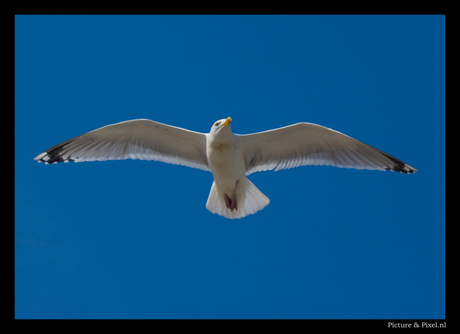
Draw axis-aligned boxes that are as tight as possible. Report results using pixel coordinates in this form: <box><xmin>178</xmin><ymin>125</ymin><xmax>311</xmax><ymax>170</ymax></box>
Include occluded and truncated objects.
<box><xmin>207</xmin><ymin>137</ymin><xmax>246</xmax><ymax>195</ymax></box>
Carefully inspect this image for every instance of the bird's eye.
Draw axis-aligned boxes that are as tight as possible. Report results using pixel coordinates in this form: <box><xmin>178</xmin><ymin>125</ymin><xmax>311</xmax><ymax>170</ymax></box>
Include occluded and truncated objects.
<box><xmin>215</xmin><ymin>122</ymin><xmax>220</xmax><ymax>126</ymax></box>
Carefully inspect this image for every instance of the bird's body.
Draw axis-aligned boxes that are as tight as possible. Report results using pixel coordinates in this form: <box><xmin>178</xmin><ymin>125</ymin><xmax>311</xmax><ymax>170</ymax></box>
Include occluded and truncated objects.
<box><xmin>35</xmin><ymin>117</ymin><xmax>417</xmax><ymax>219</ymax></box>
<box><xmin>204</xmin><ymin>118</ymin><xmax>269</xmax><ymax>218</ymax></box>
<box><xmin>207</xmin><ymin>121</ymin><xmax>243</xmax><ymax>197</ymax></box>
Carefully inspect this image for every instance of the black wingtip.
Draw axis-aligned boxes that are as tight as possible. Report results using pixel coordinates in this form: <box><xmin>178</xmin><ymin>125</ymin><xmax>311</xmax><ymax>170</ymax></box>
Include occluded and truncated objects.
<box><xmin>383</xmin><ymin>153</ymin><xmax>417</xmax><ymax>174</ymax></box>
<box><xmin>34</xmin><ymin>140</ymin><xmax>76</xmax><ymax>164</ymax></box>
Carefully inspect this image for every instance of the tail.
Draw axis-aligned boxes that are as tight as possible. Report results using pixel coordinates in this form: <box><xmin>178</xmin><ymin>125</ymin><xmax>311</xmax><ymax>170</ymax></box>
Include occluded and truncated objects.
<box><xmin>206</xmin><ymin>177</ymin><xmax>270</xmax><ymax>219</ymax></box>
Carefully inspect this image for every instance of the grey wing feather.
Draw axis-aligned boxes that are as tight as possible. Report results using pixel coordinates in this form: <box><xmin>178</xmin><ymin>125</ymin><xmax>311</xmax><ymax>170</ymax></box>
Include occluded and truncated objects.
<box><xmin>34</xmin><ymin>119</ymin><xmax>210</xmax><ymax>171</ymax></box>
<box><xmin>238</xmin><ymin>123</ymin><xmax>417</xmax><ymax>175</ymax></box>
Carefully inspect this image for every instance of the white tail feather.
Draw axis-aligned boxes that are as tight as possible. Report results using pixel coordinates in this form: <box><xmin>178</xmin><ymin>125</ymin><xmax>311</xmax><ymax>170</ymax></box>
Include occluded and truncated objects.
<box><xmin>206</xmin><ymin>177</ymin><xmax>270</xmax><ymax>219</ymax></box>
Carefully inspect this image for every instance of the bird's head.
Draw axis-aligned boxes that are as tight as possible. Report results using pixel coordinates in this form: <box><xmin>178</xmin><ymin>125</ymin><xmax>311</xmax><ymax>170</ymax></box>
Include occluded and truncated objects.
<box><xmin>209</xmin><ymin>117</ymin><xmax>233</xmax><ymax>138</ymax></box>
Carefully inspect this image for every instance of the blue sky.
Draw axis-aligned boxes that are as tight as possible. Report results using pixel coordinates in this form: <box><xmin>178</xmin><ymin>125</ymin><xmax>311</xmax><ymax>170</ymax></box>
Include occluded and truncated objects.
<box><xmin>15</xmin><ymin>15</ymin><xmax>445</xmax><ymax>319</ymax></box>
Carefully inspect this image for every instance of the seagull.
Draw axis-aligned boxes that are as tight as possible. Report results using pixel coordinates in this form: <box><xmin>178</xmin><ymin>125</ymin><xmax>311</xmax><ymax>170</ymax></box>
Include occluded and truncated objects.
<box><xmin>34</xmin><ymin>117</ymin><xmax>417</xmax><ymax>219</ymax></box>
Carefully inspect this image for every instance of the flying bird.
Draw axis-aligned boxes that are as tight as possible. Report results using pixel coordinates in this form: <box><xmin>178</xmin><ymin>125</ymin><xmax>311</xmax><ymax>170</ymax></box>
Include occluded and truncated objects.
<box><xmin>34</xmin><ymin>117</ymin><xmax>417</xmax><ymax>219</ymax></box>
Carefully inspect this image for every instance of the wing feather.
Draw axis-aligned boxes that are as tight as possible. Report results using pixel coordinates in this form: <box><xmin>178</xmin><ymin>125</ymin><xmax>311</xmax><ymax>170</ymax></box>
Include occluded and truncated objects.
<box><xmin>238</xmin><ymin>123</ymin><xmax>417</xmax><ymax>175</ymax></box>
<box><xmin>34</xmin><ymin>119</ymin><xmax>209</xmax><ymax>171</ymax></box>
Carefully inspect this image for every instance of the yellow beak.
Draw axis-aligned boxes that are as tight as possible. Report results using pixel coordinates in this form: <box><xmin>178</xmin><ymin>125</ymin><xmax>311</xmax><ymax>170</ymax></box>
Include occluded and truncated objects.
<box><xmin>222</xmin><ymin>117</ymin><xmax>232</xmax><ymax>127</ymax></box>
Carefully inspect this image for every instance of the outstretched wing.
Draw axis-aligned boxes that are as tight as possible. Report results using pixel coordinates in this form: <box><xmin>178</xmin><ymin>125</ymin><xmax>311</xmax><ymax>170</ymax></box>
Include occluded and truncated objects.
<box><xmin>238</xmin><ymin>122</ymin><xmax>417</xmax><ymax>175</ymax></box>
<box><xmin>34</xmin><ymin>119</ymin><xmax>210</xmax><ymax>171</ymax></box>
